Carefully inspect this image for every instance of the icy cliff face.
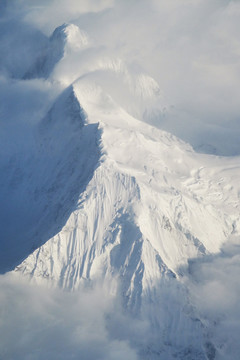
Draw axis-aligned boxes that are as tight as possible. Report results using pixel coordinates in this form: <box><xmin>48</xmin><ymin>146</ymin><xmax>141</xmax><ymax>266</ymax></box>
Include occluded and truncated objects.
<box><xmin>0</xmin><ymin>86</ymin><xmax>100</xmax><ymax>272</ymax></box>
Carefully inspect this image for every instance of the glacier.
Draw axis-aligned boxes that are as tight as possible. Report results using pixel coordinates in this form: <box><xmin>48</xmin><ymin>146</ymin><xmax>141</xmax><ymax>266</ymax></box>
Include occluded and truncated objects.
<box><xmin>1</xmin><ymin>3</ymin><xmax>240</xmax><ymax>360</ymax></box>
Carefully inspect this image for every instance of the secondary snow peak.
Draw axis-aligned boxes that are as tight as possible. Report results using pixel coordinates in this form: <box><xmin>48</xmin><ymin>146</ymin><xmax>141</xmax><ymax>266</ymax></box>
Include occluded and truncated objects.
<box><xmin>24</xmin><ymin>23</ymin><xmax>90</xmax><ymax>79</ymax></box>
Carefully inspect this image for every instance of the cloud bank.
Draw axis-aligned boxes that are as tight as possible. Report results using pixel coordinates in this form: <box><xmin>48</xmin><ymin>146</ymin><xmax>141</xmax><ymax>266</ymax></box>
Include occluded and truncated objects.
<box><xmin>1</xmin><ymin>0</ymin><xmax>240</xmax><ymax>154</ymax></box>
<box><xmin>186</xmin><ymin>235</ymin><xmax>240</xmax><ymax>359</ymax></box>
<box><xmin>0</xmin><ymin>274</ymin><xmax>139</xmax><ymax>360</ymax></box>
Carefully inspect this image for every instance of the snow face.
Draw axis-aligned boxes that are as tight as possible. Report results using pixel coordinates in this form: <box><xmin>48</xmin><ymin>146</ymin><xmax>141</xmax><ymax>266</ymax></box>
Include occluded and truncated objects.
<box><xmin>0</xmin><ymin>86</ymin><xmax>100</xmax><ymax>273</ymax></box>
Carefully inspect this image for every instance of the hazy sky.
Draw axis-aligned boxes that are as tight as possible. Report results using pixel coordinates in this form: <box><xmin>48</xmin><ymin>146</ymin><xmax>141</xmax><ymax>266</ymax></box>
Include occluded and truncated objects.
<box><xmin>1</xmin><ymin>0</ymin><xmax>240</xmax><ymax>154</ymax></box>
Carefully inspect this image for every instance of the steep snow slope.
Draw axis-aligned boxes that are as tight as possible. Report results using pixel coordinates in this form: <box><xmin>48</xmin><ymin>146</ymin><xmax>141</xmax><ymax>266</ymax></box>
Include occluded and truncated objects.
<box><xmin>0</xmin><ymin>86</ymin><xmax>100</xmax><ymax>273</ymax></box>
<box><xmin>16</xmin><ymin>77</ymin><xmax>240</xmax><ymax>358</ymax></box>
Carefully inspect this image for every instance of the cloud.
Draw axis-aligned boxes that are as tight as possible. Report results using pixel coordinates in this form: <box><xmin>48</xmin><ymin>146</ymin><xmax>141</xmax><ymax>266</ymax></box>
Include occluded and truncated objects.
<box><xmin>186</xmin><ymin>235</ymin><xmax>240</xmax><ymax>359</ymax></box>
<box><xmin>21</xmin><ymin>0</ymin><xmax>114</xmax><ymax>34</ymax></box>
<box><xmin>0</xmin><ymin>76</ymin><xmax>60</xmax><ymax>160</ymax></box>
<box><xmin>70</xmin><ymin>0</ymin><xmax>240</xmax><ymax>155</ymax></box>
<box><xmin>0</xmin><ymin>274</ymin><xmax>139</xmax><ymax>360</ymax></box>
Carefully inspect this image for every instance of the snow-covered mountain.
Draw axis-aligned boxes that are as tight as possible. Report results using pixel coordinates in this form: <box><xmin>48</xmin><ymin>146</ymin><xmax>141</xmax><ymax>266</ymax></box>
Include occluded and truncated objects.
<box><xmin>14</xmin><ymin>74</ymin><xmax>240</xmax><ymax>358</ymax></box>
<box><xmin>17</xmin><ymin>77</ymin><xmax>239</xmax><ymax>285</ymax></box>
<box><xmin>1</xmin><ymin>7</ymin><xmax>240</xmax><ymax>359</ymax></box>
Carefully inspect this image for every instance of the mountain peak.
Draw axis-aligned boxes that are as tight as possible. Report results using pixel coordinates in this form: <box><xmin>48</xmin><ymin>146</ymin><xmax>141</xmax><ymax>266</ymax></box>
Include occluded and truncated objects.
<box><xmin>23</xmin><ymin>23</ymin><xmax>90</xmax><ymax>79</ymax></box>
<box><xmin>51</xmin><ymin>23</ymin><xmax>90</xmax><ymax>53</ymax></box>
